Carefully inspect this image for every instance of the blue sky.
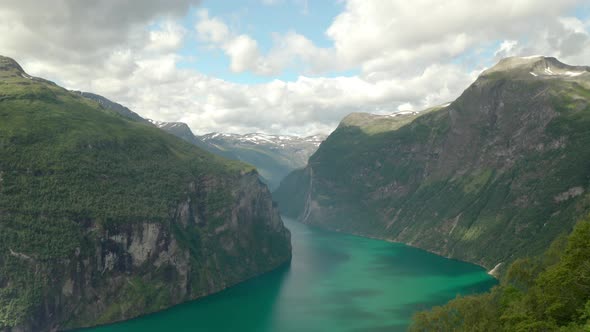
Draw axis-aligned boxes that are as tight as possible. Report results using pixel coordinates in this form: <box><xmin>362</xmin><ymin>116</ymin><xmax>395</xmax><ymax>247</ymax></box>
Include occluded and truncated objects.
<box><xmin>172</xmin><ymin>1</ymin><xmax>590</xmax><ymax>85</ymax></box>
<box><xmin>176</xmin><ymin>0</ymin><xmax>355</xmax><ymax>83</ymax></box>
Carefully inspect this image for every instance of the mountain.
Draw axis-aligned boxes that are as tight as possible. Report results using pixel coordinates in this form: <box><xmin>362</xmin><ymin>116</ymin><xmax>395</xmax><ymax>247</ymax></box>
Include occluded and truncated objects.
<box><xmin>71</xmin><ymin>91</ymin><xmax>152</xmax><ymax>125</ymax></box>
<box><xmin>0</xmin><ymin>56</ymin><xmax>291</xmax><ymax>331</ymax></box>
<box><xmin>70</xmin><ymin>92</ymin><xmax>325</xmax><ymax>190</ymax></box>
<box><xmin>146</xmin><ymin>120</ymin><xmax>227</xmax><ymax>155</ymax></box>
<box><xmin>199</xmin><ymin>132</ymin><xmax>325</xmax><ymax>190</ymax></box>
<box><xmin>274</xmin><ymin>56</ymin><xmax>590</xmax><ymax>273</ymax></box>
<box><xmin>151</xmin><ymin>120</ymin><xmax>325</xmax><ymax>190</ymax></box>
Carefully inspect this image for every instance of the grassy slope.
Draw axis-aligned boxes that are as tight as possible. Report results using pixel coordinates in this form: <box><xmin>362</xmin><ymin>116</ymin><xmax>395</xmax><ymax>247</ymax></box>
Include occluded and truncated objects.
<box><xmin>0</xmin><ymin>57</ymin><xmax>263</xmax><ymax>328</ymax></box>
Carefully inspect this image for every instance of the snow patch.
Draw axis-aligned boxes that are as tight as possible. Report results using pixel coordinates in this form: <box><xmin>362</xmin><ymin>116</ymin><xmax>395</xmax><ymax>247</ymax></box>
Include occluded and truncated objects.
<box><xmin>544</xmin><ymin>67</ymin><xmax>555</xmax><ymax>75</ymax></box>
<box><xmin>564</xmin><ymin>71</ymin><xmax>586</xmax><ymax>77</ymax></box>
<box><xmin>530</xmin><ymin>72</ymin><xmax>538</xmax><ymax>77</ymax></box>
<box><xmin>148</xmin><ymin>119</ymin><xmax>166</xmax><ymax>128</ymax></box>
<box><xmin>535</xmin><ymin>66</ymin><xmax>587</xmax><ymax>78</ymax></box>
<box><xmin>388</xmin><ymin>111</ymin><xmax>418</xmax><ymax>117</ymax></box>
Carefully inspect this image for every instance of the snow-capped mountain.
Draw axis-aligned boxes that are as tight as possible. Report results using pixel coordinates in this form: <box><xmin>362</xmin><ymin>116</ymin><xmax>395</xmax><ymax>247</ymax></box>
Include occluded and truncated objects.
<box><xmin>74</xmin><ymin>90</ymin><xmax>326</xmax><ymax>190</ymax></box>
<box><xmin>199</xmin><ymin>132</ymin><xmax>326</xmax><ymax>190</ymax></box>
<box><xmin>144</xmin><ymin>122</ymin><xmax>326</xmax><ymax>190</ymax></box>
<box><xmin>145</xmin><ymin>122</ymin><xmax>326</xmax><ymax>190</ymax></box>
<box><xmin>202</xmin><ymin>132</ymin><xmax>324</xmax><ymax>147</ymax></box>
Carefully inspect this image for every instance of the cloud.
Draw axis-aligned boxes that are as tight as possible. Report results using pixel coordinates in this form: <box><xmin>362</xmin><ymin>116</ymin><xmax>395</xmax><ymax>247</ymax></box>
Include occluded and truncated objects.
<box><xmin>194</xmin><ymin>0</ymin><xmax>588</xmax><ymax>79</ymax></box>
<box><xmin>0</xmin><ymin>0</ymin><xmax>200</xmax><ymax>65</ymax></box>
<box><xmin>487</xmin><ymin>16</ymin><xmax>590</xmax><ymax>65</ymax></box>
<box><xmin>98</xmin><ymin>61</ymin><xmax>475</xmax><ymax>136</ymax></box>
<box><xmin>147</xmin><ymin>22</ymin><xmax>187</xmax><ymax>53</ymax></box>
<box><xmin>261</xmin><ymin>0</ymin><xmax>282</xmax><ymax>5</ymax></box>
<box><xmin>195</xmin><ymin>10</ymin><xmax>335</xmax><ymax>76</ymax></box>
<box><xmin>1</xmin><ymin>0</ymin><xmax>589</xmax><ymax>137</ymax></box>
<box><xmin>495</xmin><ymin>40</ymin><xmax>519</xmax><ymax>59</ymax></box>
<box><xmin>195</xmin><ymin>10</ymin><xmax>230</xmax><ymax>43</ymax></box>
<box><xmin>324</xmin><ymin>0</ymin><xmax>584</xmax><ymax>78</ymax></box>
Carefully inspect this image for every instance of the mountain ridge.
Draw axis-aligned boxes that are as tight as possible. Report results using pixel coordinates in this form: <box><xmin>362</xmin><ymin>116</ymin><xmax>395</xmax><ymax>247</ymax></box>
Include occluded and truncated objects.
<box><xmin>67</xmin><ymin>86</ymin><xmax>325</xmax><ymax>190</ymax></box>
<box><xmin>151</xmin><ymin>122</ymin><xmax>326</xmax><ymax>190</ymax></box>
<box><xmin>274</xmin><ymin>55</ymin><xmax>590</xmax><ymax>274</ymax></box>
<box><xmin>0</xmin><ymin>55</ymin><xmax>291</xmax><ymax>331</ymax></box>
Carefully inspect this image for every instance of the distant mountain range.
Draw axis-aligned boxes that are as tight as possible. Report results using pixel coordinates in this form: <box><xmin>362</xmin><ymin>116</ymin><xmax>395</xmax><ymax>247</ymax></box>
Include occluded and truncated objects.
<box><xmin>198</xmin><ymin>132</ymin><xmax>325</xmax><ymax>190</ymax></box>
<box><xmin>145</xmin><ymin>120</ymin><xmax>325</xmax><ymax>190</ymax></box>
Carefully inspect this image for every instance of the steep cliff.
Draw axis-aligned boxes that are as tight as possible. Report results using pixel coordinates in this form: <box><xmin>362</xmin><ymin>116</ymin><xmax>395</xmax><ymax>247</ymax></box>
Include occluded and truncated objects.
<box><xmin>274</xmin><ymin>56</ymin><xmax>590</xmax><ymax>272</ymax></box>
<box><xmin>0</xmin><ymin>56</ymin><xmax>291</xmax><ymax>331</ymax></box>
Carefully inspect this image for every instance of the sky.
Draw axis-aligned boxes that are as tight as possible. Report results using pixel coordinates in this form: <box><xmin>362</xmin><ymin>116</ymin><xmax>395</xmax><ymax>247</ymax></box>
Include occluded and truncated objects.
<box><xmin>1</xmin><ymin>0</ymin><xmax>589</xmax><ymax>136</ymax></box>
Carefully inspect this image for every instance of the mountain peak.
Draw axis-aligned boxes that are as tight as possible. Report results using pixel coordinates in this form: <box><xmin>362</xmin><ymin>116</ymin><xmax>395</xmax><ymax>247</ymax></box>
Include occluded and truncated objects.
<box><xmin>148</xmin><ymin>120</ymin><xmax>193</xmax><ymax>132</ymax></box>
<box><xmin>481</xmin><ymin>56</ymin><xmax>590</xmax><ymax>79</ymax></box>
<box><xmin>0</xmin><ymin>56</ymin><xmax>24</xmax><ymax>72</ymax></box>
<box><xmin>0</xmin><ymin>56</ymin><xmax>30</xmax><ymax>79</ymax></box>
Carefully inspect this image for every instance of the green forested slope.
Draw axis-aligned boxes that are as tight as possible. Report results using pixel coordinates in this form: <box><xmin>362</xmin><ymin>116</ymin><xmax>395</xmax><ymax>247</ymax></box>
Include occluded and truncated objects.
<box><xmin>0</xmin><ymin>56</ymin><xmax>291</xmax><ymax>331</ymax></box>
<box><xmin>411</xmin><ymin>216</ymin><xmax>590</xmax><ymax>331</ymax></box>
<box><xmin>274</xmin><ymin>56</ymin><xmax>590</xmax><ymax>272</ymax></box>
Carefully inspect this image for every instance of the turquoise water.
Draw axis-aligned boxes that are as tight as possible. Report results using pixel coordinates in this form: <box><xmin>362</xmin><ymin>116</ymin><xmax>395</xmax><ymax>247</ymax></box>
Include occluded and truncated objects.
<box><xmin>82</xmin><ymin>218</ymin><xmax>496</xmax><ymax>332</ymax></box>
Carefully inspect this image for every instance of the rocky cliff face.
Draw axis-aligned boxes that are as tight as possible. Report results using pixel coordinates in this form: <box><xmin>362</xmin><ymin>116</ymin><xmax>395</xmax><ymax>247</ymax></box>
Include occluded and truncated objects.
<box><xmin>14</xmin><ymin>173</ymin><xmax>290</xmax><ymax>332</ymax></box>
<box><xmin>275</xmin><ymin>56</ymin><xmax>590</xmax><ymax>272</ymax></box>
<box><xmin>0</xmin><ymin>56</ymin><xmax>291</xmax><ymax>331</ymax></box>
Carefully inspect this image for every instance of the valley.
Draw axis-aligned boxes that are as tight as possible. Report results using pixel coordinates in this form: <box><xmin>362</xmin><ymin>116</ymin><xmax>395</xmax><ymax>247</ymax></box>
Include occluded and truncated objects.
<box><xmin>2</xmin><ymin>43</ymin><xmax>590</xmax><ymax>332</ymax></box>
<box><xmin>80</xmin><ymin>218</ymin><xmax>496</xmax><ymax>332</ymax></box>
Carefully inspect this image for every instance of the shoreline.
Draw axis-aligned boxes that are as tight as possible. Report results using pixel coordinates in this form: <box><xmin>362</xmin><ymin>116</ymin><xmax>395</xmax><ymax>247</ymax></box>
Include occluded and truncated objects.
<box><xmin>284</xmin><ymin>217</ymin><xmax>500</xmax><ymax>280</ymax></box>
<box><xmin>67</xmin><ymin>257</ymin><xmax>292</xmax><ymax>332</ymax></box>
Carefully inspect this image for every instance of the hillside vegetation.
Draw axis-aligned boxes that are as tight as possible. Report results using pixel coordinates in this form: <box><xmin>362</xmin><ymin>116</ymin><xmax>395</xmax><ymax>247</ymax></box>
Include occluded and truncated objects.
<box><xmin>0</xmin><ymin>56</ymin><xmax>291</xmax><ymax>331</ymax></box>
<box><xmin>411</xmin><ymin>216</ymin><xmax>590</xmax><ymax>332</ymax></box>
<box><xmin>274</xmin><ymin>56</ymin><xmax>590</xmax><ymax>274</ymax></box>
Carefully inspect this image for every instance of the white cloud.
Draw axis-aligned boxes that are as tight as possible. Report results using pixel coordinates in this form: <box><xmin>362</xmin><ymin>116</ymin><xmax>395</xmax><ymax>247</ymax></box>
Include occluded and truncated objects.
<box><xmin>193</xmin><ymin>0</ymin><xmax>587</xmax><ymax>79</ymax></box>
<box><xmin>89</xmin><ymin>61</ymin><xmax>474</xmax><ymax>136</ymax></box>
<box><xmin>196</xmin><ymin>10</ymin><xmax>230</xmax><ymax>43</ymax></box>
<box><xmin>195</xmin><ymin>11</ymin><xmax>335</xmax><ymax>76</ymax></box>
<box><xmin>0</xmin><ymin>0</ymin><xmax>200</xmax><ymax>65</ymax></box>
<box><xmin>323</xmin><ymin>0</ymin><xmax>584</xmax><ymax>78</ymax></box>
<box><xmin>261</xmin><ymin>0</ymin><xmax>282</xmax><ymax>5</ymax></box>
<box><xmin>147</xmin><ymin>21</ymin><xmax>187</xmax><ymax>52</ymax></box>
<box><xmin>495</xmin><ymin>40</ymin><xmax>519</xmax><ymax>59</ymax></box>
<box><xmin>1</xmin><ymin>0</ymin><xmax>589</xmax><ymax>138</ymax></box>
<box><xmin>225</xmin><ymin>35</ymin><xmax>265</xmax><ymax>73</ymax></box>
